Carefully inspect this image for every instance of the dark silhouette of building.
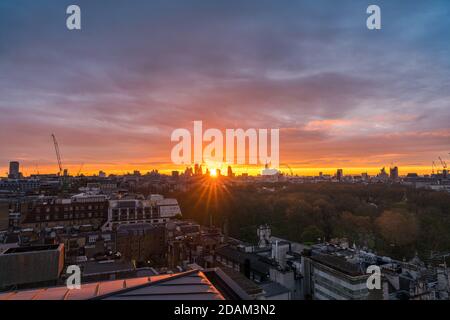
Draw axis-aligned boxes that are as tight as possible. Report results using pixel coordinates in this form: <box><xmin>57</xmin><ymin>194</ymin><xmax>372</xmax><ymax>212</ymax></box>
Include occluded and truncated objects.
<box><xmin>336</xmin><ymin>169</ymin><xmax>343</xmax><ymax>181</ymax></box>
<box><xmin>227</xmin><ymin>166</ymin><xmax>233</xmax><ymax>177</ymax></box>
<box><xmin>390</xmin><ymin>166</ymin><xmax>399</xmax><ymax>180</ymax></box>
<box><xmin>8</xmin><ymin>161</ymin><xmax>20</xmax><ymax>179</ymax></box>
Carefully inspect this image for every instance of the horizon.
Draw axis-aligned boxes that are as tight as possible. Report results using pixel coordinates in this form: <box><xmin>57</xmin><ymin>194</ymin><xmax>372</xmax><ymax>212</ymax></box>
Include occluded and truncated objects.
<box><xmin>0</xmin><ymin>162</ymin><xmax>437</xmax><ymax>178</ymax></box>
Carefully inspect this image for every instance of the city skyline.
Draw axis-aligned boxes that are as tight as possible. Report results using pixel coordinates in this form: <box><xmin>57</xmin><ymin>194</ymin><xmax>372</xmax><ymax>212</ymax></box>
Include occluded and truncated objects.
<box><xmin>1</xmin><ymin>1</ymin><xmax>450</xmax><ymax>176</ymax></box>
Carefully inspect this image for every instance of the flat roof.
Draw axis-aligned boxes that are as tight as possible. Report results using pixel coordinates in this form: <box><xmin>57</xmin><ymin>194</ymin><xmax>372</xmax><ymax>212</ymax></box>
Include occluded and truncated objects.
<box><xmin>80</xmin><ymin>260</ymin><xmax>136</xmax><ymax>276</ymax></box>
<box><xmin>216</xmin><ymin>246</ymin><xmax>270</xmax><ymax>275</ymax></box>
<box><xmin>260</xmin><ymin>281</ymin><xmax>290</xmax><ymax>297</ymax></box>
<box><xmin>311</xmin><ymin>254</ymin><xmax>364</xmax><ymax>277</ymax></box>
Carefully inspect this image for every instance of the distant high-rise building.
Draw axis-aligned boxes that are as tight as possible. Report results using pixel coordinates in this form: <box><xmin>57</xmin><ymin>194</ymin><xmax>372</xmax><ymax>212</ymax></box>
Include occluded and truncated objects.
<box><xmin>8</xmin><ymin>161</ymin><xmax>20</xmax><ymax>179</ymax></box>
<box><xmin>184</xmin><ymin>167</ymin><xmax>193</xmax><ymax>176</ymax></box>
<box><xmin>377</xmin><ymin>167</ymin><xmax>389</xmax><ymax>181</ymax></box>
<box><xmin>336</xmin><ymin>169</ymin><xmax>343</xmax><ymax>181</ymax></box>
<box><xmin>227</xmin><ymin>166</ymin><xmax>233</xmax><ymax>178</ymax></box>
<box><xmin>390</xmin><ymin>166</ymin><xmax>399</xmax><ymax>180</ymax></box>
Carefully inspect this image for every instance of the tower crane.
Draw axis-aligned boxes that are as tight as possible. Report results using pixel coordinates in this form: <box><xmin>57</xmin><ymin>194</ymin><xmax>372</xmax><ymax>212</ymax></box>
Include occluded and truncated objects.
<box><xmin>51</xmin><ymin>133</ymin><xmax>63</xmax><ymax>176</ymax></box>
<box><xmin>280</xmin><ymin>163</ymin><xmax>294</xmax><ymax>176</ymax></box>
<box><xmin>439</xmin><ymin>156</ymin><xmax>447</xmax><ymax>170</ymax></box>
<box><xmin>77</xmin><ymin>163</ymin><xmax>84</xmax><ymax>176</ymax></box>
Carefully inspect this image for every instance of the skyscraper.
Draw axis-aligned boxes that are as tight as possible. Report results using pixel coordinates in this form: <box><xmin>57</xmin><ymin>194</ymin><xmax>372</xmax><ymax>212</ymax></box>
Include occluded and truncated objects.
<box><xmin>390</xmin><ymin>166</ymin><xmax>399</xmax><ymax>180</ymax></box>
<box><xmin>194</xmin><ymin>163</ymin><xmax>200</xmax><ymax>175</ymax></box>
<box><xmin>227</xmin><ymin>166</ymin><xmax>233</xmax><ymax>178</ymax></box>
<box><xmin>336</xmin><ymin>169</ymin><xmax>343</xmax><ymax>181</ymax></box>
<box><xmin>8</xmin><ymin>161</ymin><xmax>20</xmax><ymax>179</ymax></box>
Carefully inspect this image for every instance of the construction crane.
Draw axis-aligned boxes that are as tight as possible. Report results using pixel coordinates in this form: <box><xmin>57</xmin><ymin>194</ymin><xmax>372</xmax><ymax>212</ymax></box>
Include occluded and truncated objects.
<box><xmin>432</xmin><ymin>161</ymin><xmax>437</xmax><ymax>175</ymax></box>
<box><xmin>51</xmin><ymin>133</ymin><xmax>63</xmax><ymax>176</ymax></box>
<box><xmin>77</xmin><ymin>163</ymin><xmax>84</xmax><ymax>176</ymax></box>
<box><xmin>439</xmin><ymin>156</ymin><xmax>447</xmax><ymax>170</ymax></box>
<box><xmin>280</xmin><ymin>163</ymin><xmax>294</xmax><ymax>176</ymax></box>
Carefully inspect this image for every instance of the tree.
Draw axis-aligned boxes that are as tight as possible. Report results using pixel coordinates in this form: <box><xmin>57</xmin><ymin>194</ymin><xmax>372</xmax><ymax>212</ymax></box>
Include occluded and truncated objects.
<box><xmin>375</xmin><ymin>210</ymin><xmax>418</xmax><ymax>246</ymax></box>
<box><xmin>301</xmin><ymin>225</ymin><xmax>324</xmax><ymax>243</ymax></box>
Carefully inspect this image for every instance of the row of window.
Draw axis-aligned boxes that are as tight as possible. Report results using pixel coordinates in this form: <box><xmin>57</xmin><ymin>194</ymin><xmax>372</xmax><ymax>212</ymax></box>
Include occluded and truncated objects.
<box><xmin>111</xmin><ymin>213</ymin><xmax>159</xmax><ymax>221</ymax></box>
<box><xmin>34</xmin><ymin>204</ymin><xmax>105</xmax><ymax>213</ymax></box>
<box><xmin>112</xmin><ymin>208</ymin><xmax>152</xmax><ymax>215</ymax></box>
<box><xmin>34</xmin><ymin>211</ymin><xmax>104</xmax><ymax>221</ymax></box>
<box><xmin>313</xmin><ymin>273</ymin><xmax>368</xmax><ymax>299</ymax></box>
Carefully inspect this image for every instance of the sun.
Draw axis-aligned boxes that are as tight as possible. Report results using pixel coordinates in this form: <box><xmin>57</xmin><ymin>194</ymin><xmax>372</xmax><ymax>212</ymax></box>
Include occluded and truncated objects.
<box><xmin>210</xmin><ymin>168</ymin><xmax>217</xmax><ymax>177</ymax></box>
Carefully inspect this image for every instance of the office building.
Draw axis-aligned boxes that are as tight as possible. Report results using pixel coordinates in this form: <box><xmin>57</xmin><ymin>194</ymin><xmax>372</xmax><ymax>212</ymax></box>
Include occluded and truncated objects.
<box><xmin>8</xmin><ymin>161</ymin><xmax>20</xmax><ymax>179</ymax></box>
<box><xmin>390</xmin><ymin>166</ymin><xmax>399</xmax><ymax>180</ymax></box>
<box><xmin>302</xmin><ymin>253</ymin><xmax>370</xmax><ymax>300</ymax></box>
<box><xmin>22</xmin><ymin>194</ymin><xmax>108</xmax><ymax>231</ymax></box>
<box><xmin>336</xmin><ymin>169</ymin><xmax>343</xmax><ymax>181</ymax></box>
<box><xmin>227</xmin><ymin>166</ymin><xmax>233</xmax><ymax>178</ymax></box>
<box><xmin>102</xmin><ymin>196</ymin><xmax>181</xmax><ymax>231</ymax></box>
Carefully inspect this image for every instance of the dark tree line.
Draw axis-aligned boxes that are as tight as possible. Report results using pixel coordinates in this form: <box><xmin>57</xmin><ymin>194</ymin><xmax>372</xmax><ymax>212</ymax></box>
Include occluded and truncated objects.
<box><xmin>172</xmin><ymin>182</ymin><xmax>450</xmax><ymax>260</ymax></box>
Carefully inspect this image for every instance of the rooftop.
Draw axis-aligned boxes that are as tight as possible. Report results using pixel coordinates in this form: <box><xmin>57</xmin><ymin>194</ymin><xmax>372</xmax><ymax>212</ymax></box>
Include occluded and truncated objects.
<box><xmin>2</xmin><ymin>244</ymin><xmax>60</xmax><ymax>254</ymax></box>
<box><xmin>311</xmin><ymin>254</ymin><xmax>365</xmax><ymax>277</ymax></box>
<box><xmin>0</xmin><ymin>269</ymin><xmax>241</xmax><ymax>300</ymax></box>
<box><xmin>216</xmin><ymin>245</ymin><xmax>270</xmax><ymax>275</ymax></box>
<box><xmin>259</xmin><ymin>281</ymin><xmax>290</xmax><ymax>298</ymax></box>
<box><xmin>80</xmin><ymin>260</ymin><xmax>136</xmax><ymax>276</ymax></box>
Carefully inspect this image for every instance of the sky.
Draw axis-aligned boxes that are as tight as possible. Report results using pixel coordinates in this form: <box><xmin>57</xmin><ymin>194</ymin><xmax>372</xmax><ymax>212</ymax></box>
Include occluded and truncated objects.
<box><xmin>0</xmin><ymin>0</ymin><xmax>450</xmax><ymax>176</ymax></box>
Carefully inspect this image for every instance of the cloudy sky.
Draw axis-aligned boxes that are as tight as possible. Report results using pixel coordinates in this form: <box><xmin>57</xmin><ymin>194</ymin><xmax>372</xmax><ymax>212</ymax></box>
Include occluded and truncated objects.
<box><xmin>1</xmin><ymin>0</ymin><xmax>449</xmax><ymax>175</ymax></box>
